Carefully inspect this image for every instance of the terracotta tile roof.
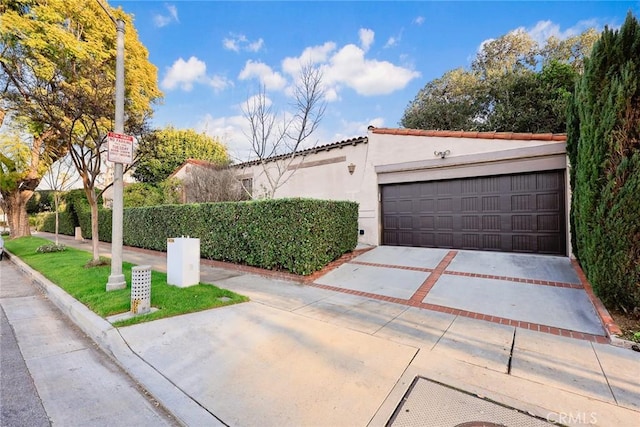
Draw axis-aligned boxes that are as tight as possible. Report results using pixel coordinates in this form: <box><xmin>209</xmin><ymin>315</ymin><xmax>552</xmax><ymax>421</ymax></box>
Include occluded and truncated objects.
<box><xmin>234</xmin><ymin>136</ymin><xmax>368</xmax><ymax>168</ymax></box>
<box><xmin>168</xmin><ymin>158</ymin><xmax>220</xmax><ymax>179</ymax></box>
<box><xmin>369</xmin><ymin>127</ymin><xmax>567</xmax><ymax>141</ymax></box>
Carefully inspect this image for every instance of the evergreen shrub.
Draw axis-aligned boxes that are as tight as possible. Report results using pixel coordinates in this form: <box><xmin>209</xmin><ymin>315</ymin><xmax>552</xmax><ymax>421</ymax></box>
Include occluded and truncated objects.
<box><xmin>567</xmin><ymin>12</ymin><xmax>640</xmax><ymax>313</ymax></box>
<box><xmin>123</xmin><ymin>198</ymin><xmax>358</xmax><ymax>275</ymax></box>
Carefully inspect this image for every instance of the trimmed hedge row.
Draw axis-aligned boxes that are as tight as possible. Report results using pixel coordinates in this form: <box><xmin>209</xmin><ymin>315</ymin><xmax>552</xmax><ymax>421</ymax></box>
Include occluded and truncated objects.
<box><xmin>38</xmin><ymin>206</ymin><xmax>112</xmax><ymax>241</ymax></box>
<box><xmin>39</xmin><ymin>211</ymin><xmax>76</xmax><ymax>236</ymax></box>
<box><xmin>41</xmin><ymin>198</ymin><xmax>359</xmax><ymax>276</ymax></box>
<box><xmin>124</xmin><ymin>199</ymin><xmax>358</xmax><ymax>275</ymax></box>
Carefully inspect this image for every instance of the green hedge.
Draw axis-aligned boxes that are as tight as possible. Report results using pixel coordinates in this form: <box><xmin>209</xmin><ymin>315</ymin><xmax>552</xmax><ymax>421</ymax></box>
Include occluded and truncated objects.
<box><xmin>38</xmin><ymin>211</ymin><xmax>76</xmax><ymax>236</ymax></box>
<box><xmin>124</xmin><ymin>199</ymin><xmax>358</xmax><ymax>275</ymax></box>
<box><xmin>76</xmin><ymin>206</ymin><xmax>112</xmax><ymax>242</ymax></box>
<box><xmin>567</xmin><ymin>13</ymin><xmax>640</xmax><ymax>313</ymax></box>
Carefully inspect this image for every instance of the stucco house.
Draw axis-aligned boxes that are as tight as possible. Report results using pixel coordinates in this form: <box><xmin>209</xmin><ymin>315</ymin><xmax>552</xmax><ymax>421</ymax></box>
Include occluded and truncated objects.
<box><xmin>233</xmin><ymin>126</ymin><xmax>570</xmax><ymax>256</ymax></box>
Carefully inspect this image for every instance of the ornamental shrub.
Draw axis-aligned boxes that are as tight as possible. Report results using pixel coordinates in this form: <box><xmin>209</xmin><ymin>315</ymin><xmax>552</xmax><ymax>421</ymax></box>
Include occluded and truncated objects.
<box><xmin>38</xmin><ymin>211</ymin><xmax>76</xmax><ymax>235</ymax></box>
<box><xmin>123</xmin><ymin>198</ymin><xmax>358</xmax><ymax>275</ymax></box>
<box><xmin>567</xmin><ymin>12</ymin><xmax>640</xmax><ymax>313</ymax></box>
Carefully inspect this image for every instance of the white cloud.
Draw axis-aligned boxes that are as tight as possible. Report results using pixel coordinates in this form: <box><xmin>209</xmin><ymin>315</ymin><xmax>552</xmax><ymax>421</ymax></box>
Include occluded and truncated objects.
<box><xmin>282</xmin><ymin>42</ymin><xmax>336</xmax><ymax>75</ymax></box>
<box><xmin>323</xmin><ymin>87</ymin><xmax>340</xmax><ymax>102</ymax></box>
<box><xmin>385</xmin><ymin>36</ymin><xmax>398</xmax><ymax>48</ymax></box>
<box><xmin>331</xmin><ymin>117</ymin><xmax>385</xmax><ymax>142</ymax></box>
<box><xmin>238</xmin><ymin>60</ymin><xmax>287</xmax><ymax>91</ymax></box>
<box><xmin>525</xmin><ymin>19</ymin><xmax>600</xmax><ymax>45</ymax></box>
<box><xmin>281</xmin><ymin>32</ymin><xmax>419</xmax><ymax>98</ymax></box>
<box><xmin>209</xmin><ymin>75</ymin><xmax>233</xmax><ymax>91</ymax></box>
<box><xmin>162</xmin><ymin>56</ymin><xmax>231</xmax><ymax>92</ymax></box>
<box><xmin>359</xmin><ymin>28</ymin><xmax>375</xmax><ymax>52</ymax></box>
<box><xmin>384</xmin><ymin>28</ymin><xmax>403</xmax><ymax>49</ymax></box>
<box><xmin>245</xmin><ymin>93</ymin><xmax>273</xmax><ymax>109</ymax></box>
<box><xmin>223</xmin><ymin>33</ymin><xmax>265</xmax><ymax>53</ymax></box>
<box><xmin>162</xmin><ymin>57</ymin><xmax>206</xmax><ymax>91</ymax></box>
<box><xmin>196</xmin><ymin>114</ymin><xmax>251</xmax><ymax>162</ymax></box>
<box><xmin>223</xmin><ymin>38</ymin><xmax>240</xmax><ymax>52</ymax></box>
<box><xmin>413</xmin><ymin>16</ymin><xmax>425</xmax><ymax>26</ymax></box>
<box><xmin>153</xmin><ymin>4</ymin><xmax>179</xmax><ymax>28</ymax></box>
<box><xmin>248</xmin><ymin>38</ymin><xmax>265</xmax><ymax>52</ymax></box>
<box><xmin>324</xmin><ymin>44</ymin><xmax>420</xmax><ymax>96</ymax></box>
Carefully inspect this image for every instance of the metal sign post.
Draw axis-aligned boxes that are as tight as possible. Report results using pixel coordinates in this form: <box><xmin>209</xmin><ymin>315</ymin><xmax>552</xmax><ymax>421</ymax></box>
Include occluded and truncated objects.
<box><xmin>106</xmin><ymin>19</ymin><xmax>127</xmax><ymax>292</ymax></box>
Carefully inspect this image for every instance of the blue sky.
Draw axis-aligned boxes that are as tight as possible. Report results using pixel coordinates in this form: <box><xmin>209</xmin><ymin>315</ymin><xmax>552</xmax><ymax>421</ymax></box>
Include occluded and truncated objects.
<box><xmin>110</xmin><ymin>1</ymin><xmax>638</xmax><ymax>161</ymax></box>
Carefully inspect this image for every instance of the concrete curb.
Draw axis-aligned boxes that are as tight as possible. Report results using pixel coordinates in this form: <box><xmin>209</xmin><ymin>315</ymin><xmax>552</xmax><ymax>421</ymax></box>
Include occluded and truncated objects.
<box><xmin>6</xmin><ymin>251</ymin><xmax>224</xmax><ymax>427</ymax></box>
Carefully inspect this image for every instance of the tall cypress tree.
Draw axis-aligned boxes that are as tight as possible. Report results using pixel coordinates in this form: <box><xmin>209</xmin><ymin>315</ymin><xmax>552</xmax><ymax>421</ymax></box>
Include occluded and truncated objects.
<box><xmin>567</xmin><ymin>12</ymin><xmax>640</xmax><ymax>314</ymax></box>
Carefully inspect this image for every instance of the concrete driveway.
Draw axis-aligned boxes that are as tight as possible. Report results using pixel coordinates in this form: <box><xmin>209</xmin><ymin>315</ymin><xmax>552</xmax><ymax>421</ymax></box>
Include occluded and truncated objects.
<box><xmin>12</xmin><ymin>234</ymin><xmax>639</xmax><ymax>426</ymax></box>
<box><xmin>314</xmin><ymin>246</ymin><xmax>607</xmax><ymax>339</ymax></box>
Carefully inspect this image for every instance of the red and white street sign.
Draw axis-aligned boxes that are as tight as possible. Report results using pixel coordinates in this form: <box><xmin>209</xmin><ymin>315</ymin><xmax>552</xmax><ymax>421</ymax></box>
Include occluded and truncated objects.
<box><xmin>107</xmin><ymin>131</ymin><xmax>134</xmax><ymax>164</ymax></box>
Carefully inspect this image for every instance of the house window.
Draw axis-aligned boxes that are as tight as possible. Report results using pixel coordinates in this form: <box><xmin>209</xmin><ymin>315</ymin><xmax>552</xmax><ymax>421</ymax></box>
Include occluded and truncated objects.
<box><xmin>241</xmin><ymin>178</ymin><xmax>253</xmax><ymax>198</ymax></box>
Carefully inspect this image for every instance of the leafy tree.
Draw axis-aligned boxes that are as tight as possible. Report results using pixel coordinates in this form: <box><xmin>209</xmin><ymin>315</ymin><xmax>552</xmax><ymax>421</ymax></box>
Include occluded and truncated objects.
<box><xmin>0</xmin><ymin>0</ymin><xmax>161</xmax><ymax>248</ymax></box>
<box><xmin>133</xmin><ymin>127</ymin><xmax>229</xmax><ymax>183</ymax></box>
<box><xmin>401</xmin><ymin>68</ymin><xmax>483</xmax><ymax>131</ymax></box>
<box><xmin>402</xmin><ymin>29</ymin><xmax>596</xmax><ymax>133</ymax></box>
<box><xmin>41</xmin><ymin>154</ymin><xmax>78</xmax><ymax>244</ymax></box>
<box><xmin>0</xmin><ymin>122</ymin><xmax>56</xmax><ymax>237</ymax></box>
<box><xmin>123</xmin><ymin>183</ymin><xmax>163</xmax><ymax>207</ymax></box>
<box><xmin>567</xmin><ymin>12</ymin><xmax>640</xmax><ymax>314</ymax></box>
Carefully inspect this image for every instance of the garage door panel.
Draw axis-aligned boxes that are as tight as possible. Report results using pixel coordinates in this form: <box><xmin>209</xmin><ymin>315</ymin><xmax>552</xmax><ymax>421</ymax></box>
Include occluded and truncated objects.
<box><xmin>461</xmin><ymin>197</ymin><xmax>479</xmax><ymax>212</ymax></box>
<box><xmin>382</xmin><ymin>170</ymin><xmax>566</xmax><ymax>255</ymax></box>
<box><xmin>511</xmin><ymin>194</ymin><xmax>532</xmax><ymax>211</ymax></box>
<box><xmin>537</xmin><ymin>172</ymin><xmax>561</xmax><ymax>189</ymax></box>
<box><xmin>462</xmin><ymin>216</ymin><xmax>481</xmax><ymax>231</ymax></box>
<box><xmin>436</xmin><ymin>216</ymin><xmax>453</xmax><ymax>230</ymax></box>
<box><xmin>538</xmin><ymin>215</ymin><xmax>560</xmax><ymax>232</ymax></box>
<box><xmin>417</xmin><ymin>233</ymin><xmax>436</xmax><ymax>247</ymax></box>
<box><xmin>537</xmin><ymin>235</ymin><xmax>563</xmax><ymax>254</ymax></box>
<box><xmin>419</xmin><ymin>199</ymin><xmax>435</xmax><ymax>212</ymax></box>
<box><xmin>482</xmin><ymin>196</ymin><xmax>501</xmax><ymax>212</ymax></box>
<box><xmin>436</xmin><ymin>234</ymin><xmax>454</xmax><ymax>247</ymax></box>
<box><xmin>536</xmin><ymin>193</ymin><xmax>560</xmax><ymax>210</ymax></box>
<box><xmin>512</xmin><ymin>215</ymin><xmax>534</xmax><ymax>232</ymax></box>
<box><xmin>481</xmin><ymin>176</ymin><xmax>501</xmax><ymax>192</ymax></box>
<box><xmin>482</xmin><ymin>235</ymin><xmax>502</xmax><ymax>250</ymax></box>
<box><xmin>437</xmin><ymin>198</ymin><xmax>453</xmax><ymax>212</ymax></box>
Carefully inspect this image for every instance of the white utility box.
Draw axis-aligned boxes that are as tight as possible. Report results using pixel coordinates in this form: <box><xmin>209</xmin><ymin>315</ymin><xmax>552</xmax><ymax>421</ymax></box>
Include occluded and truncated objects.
<box><xmin>167</xmin><ymin>237</ymin><xmax>200</xmax><ymax>287</ymax></box>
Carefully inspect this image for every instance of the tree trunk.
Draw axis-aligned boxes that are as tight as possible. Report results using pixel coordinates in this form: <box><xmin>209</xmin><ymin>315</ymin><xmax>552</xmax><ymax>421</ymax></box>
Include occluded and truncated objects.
<box><xmin>5</xmin><ymin>189</ymin><xmax>34</xmax><ymax>238</ymax></box>
<box><xmin>85</xmin><ymin>188</ymin><xmax>100</xmax><ymax>262</ymax></box>
<box><xmin>54</xmin><ymin>192</ymin><xmax>60</xmax><ymax>245</ymax></box>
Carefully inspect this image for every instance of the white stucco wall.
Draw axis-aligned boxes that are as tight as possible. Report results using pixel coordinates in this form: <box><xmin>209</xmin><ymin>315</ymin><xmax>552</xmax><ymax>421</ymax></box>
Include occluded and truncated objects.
<box><xmin>235</xmin><ymin>129</ymin><xmax>570</xmax><ymax>249</ymax></box>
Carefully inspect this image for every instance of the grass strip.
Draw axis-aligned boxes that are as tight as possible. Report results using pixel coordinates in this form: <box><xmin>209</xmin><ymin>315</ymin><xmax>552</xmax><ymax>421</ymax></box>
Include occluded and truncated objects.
<box><xmin>5</xmin><ymin>237</ymin><xmax>248</xmax><ymax>327</ymax></box>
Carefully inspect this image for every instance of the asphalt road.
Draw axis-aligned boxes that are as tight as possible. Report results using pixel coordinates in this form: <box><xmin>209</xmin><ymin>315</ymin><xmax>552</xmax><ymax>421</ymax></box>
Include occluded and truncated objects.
<box><xmin>1</xmin><ymin>304</ymin><xmax>50</xmax><ymax>427</ymax></box>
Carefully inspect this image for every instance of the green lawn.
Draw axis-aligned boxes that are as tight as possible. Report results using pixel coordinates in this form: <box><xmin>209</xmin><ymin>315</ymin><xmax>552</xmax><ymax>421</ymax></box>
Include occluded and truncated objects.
<box><xmin>5</xmin><ymin>236</ymin><xmax>248</xmax><ymax>327</ymax></box>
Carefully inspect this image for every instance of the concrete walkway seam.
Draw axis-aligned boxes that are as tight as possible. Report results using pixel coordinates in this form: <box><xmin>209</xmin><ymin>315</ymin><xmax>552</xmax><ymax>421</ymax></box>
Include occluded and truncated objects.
<box><xmin>5</xmin><ymin>251</ymin><xmax>224</xmax><ymax>427</ymax></box>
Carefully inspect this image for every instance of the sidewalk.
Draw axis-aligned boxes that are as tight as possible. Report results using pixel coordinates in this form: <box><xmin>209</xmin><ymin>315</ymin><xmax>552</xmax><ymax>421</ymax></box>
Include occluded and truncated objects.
<box><xmin>6</xmin><ymin>232</ymin><xmax>640</xmax><ymax>426</ymax></box>
<box><xmin>0</xmin><ymin>259</ymin><xmax>177</xmax><ymax>426</ymax></box>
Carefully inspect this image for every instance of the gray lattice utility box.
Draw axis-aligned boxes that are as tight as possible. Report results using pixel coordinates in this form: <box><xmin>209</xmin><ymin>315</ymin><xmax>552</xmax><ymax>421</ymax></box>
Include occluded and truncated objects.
<box><xmin>131</xmin><ymin>265</ymin><xmax>151</xmax><ymax>315</ymax></box>
<box><xmin>167</xmin><ymin>237</ymin><xmax>200</xmax><ymax>287</ymax></box>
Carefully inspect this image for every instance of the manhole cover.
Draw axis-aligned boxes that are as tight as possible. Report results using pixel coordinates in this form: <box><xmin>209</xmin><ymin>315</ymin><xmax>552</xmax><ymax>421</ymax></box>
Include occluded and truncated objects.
<box><xmin>387</xmin><ymin>377</ymin><xmax>553</xmax><ymax>427</ymax></box>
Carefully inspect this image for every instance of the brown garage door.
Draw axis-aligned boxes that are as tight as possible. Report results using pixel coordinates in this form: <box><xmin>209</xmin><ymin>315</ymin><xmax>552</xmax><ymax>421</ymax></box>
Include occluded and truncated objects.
<box><xmin>381</xmin><ymin>170</ymin><xmax>566</xmax><ymax>255</ymax></box>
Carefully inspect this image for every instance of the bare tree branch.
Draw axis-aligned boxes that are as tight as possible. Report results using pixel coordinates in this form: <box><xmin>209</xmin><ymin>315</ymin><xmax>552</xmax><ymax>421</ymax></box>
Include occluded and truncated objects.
<box><xmin>242</xmin><ymin>63</ymin><xmax>326</xmax><ymax>198</ymax></box>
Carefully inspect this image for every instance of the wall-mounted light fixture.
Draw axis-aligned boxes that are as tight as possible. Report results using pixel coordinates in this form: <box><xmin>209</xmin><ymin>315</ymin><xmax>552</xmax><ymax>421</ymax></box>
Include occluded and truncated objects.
<box><xmin>434</xmin><ymin>150</ymin><xmax>450</xmax><ymax>159</ymax></box>
<box><xmin>348</xmin><ymin>163</ymin><xmax>356</xmax><ymax>174</ymax></box>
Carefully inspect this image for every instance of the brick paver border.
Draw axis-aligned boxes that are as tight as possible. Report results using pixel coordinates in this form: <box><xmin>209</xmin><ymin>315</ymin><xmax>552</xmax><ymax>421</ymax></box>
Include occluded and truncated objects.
<box><xmin>307</xmin><ymin>280</ymin><xmax>609</xmax><ymax>344</ymax></box>
<box><xmin>47</xmin><ymin>234</ymin><xmax>614</xmax><ymax>344</ymax></box>
<box><xmin>570</xmin><ymin>259</ymin><xmax>622</xmax><ymax>338</ymax></box>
